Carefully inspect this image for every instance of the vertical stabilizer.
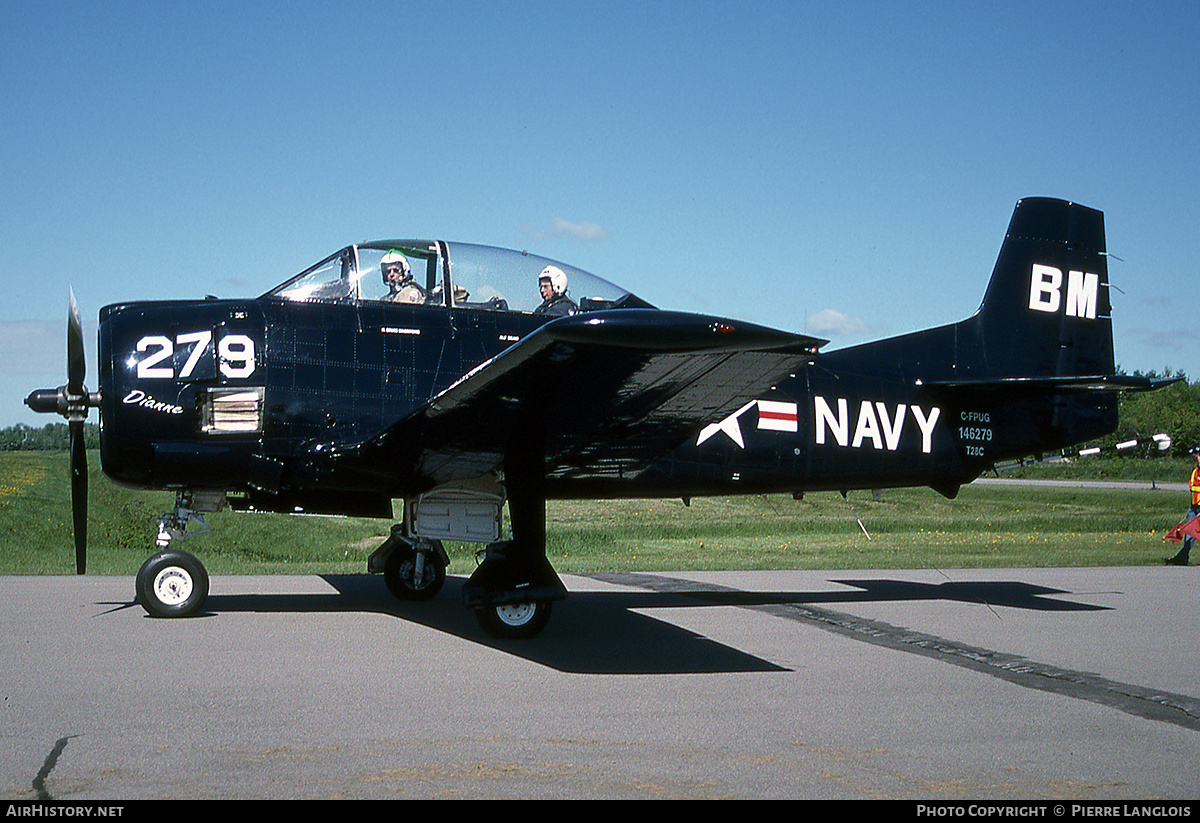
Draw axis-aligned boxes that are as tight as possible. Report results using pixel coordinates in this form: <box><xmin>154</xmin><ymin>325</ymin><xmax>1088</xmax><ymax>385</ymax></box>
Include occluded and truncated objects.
<box><xmin>968</xmin><ymin>197</ymin><xmax>1114</xmax><ymax>380</ymax></box>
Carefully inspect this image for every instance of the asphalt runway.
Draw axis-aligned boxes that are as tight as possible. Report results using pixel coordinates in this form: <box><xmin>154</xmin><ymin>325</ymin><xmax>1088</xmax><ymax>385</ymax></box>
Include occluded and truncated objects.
<box><xmin>3</xmin><ymin>566</ymin><xmax>1199</xmax><ymax>800</ymax></box>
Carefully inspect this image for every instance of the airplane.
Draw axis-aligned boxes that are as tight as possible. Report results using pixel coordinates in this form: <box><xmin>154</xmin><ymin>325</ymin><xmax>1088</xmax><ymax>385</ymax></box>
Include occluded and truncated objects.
<box><xmin>25</xmin><ymin>197</ymin><xmax>1175</xmax><ymax>638</ymax></box>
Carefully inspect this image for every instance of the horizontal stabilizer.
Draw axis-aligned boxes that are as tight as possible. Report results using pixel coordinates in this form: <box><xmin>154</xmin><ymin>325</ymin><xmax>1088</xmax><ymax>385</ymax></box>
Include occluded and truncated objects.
<box><xmin>918</xmin><ymin>374</ymin><xmax>1181</xmax><ymax>396</ymax></box>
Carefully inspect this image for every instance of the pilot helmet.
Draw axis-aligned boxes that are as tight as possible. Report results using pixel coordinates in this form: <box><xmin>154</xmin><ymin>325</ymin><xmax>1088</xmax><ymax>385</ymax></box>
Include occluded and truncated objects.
<box><xmin>381</xmin><ymin>251</ymin><xmax>411</xmax><ymax>284</ymax></box>
<box><xmin>538</xmin><ymin>265</ymin><xmax>568</xmax><ymax>296</ymax></box>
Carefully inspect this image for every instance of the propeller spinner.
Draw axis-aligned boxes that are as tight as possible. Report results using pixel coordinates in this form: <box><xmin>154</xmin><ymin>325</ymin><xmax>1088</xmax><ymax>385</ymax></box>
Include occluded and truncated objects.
<box><xmin>24</xmin><ymin>290</ymin><xmax>102</xmax><ymax>574</ymax></box>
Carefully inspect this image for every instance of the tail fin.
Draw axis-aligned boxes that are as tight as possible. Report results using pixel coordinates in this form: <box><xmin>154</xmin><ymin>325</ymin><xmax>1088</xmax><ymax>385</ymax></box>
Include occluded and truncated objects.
<box><xmin>817</xmin><ymin>198</ymin><xmax>1173</xmax><ymax>483</ymax></box>
<box><xmin>969</xmin><ymin>196</ymin><xmax>1114</xmax><ymax>381</ymax></box>
<box><xmin>930</xmin><ymin>197</ymin><xmax>1168</xmax><ymax>392</ymax></box>
<box><xmin>925</xmin><ymin>198</ymin><xmax>1171</xmax><ymax>455</ymax></box>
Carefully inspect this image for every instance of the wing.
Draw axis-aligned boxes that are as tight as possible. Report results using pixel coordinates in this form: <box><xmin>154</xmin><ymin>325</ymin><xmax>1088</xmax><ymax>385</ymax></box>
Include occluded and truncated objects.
<box><xmin>297</xmin><ymin>309</ymin><xmax>824</xmax><ymax>491</ymax></box>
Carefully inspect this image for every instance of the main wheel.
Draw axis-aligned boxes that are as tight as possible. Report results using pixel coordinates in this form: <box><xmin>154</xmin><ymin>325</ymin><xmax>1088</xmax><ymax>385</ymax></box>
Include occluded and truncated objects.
<box><xmin>135</xmin><ymin>549</ymin><xmax>209</xmax><ymax>618</ymax></box>
<box><xmin>474</xmin><ymin>600</ymin><xmax>552</xmax><ymax>640</ymax></box>
<box><xmin>383</xmin><ymin>545</ymin><xmax>446</xmax><ymax>601</ymax></box>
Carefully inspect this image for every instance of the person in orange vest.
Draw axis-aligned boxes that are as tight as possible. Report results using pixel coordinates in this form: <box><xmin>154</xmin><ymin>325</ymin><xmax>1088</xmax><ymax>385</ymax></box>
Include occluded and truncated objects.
<box><xmin>1165</xmin><ymin>445</ymin><xmax>1200</xmax><ymax>565</ymax></box>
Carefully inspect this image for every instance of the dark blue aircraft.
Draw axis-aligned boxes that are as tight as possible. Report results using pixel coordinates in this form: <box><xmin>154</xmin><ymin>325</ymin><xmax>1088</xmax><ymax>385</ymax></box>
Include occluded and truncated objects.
<box><xmin>26</xmin><ymin>198</ymin><xmax>1171</xmax><ymax>637</ymax></box>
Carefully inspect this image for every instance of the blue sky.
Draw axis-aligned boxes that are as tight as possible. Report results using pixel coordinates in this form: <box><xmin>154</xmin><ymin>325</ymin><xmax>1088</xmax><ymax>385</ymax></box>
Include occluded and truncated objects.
<box><xmin>3</xmin><ymin>0</ymin><xmax>1197</xmax><ymax>426</ymax></box>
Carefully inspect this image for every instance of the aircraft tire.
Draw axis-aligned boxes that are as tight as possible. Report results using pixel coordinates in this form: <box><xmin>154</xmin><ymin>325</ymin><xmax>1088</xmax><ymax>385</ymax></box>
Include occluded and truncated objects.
<box><xmin>383</xmin><ymin>545</ymin><xmax>446</xmax><ymax>601</ymax></box>
<box><xmin>474</xmin><ymin>600</ymin><xmax>552</xmax><ymax>640</ymax></box>
<box><xmin>135</xmin><ymin>549</ymin><xmax>209</xmax><ymax>618</ymax></box>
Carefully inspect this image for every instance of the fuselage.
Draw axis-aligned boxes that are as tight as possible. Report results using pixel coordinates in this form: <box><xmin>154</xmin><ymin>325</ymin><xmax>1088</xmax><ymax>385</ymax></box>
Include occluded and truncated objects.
<box><xmin>95</xmin><ymin>293</ymin><xmax>1112</xmax><ymax>505</ymax></box>
<box><xmin>98</xmin><ymin>240</ymin><xmax>646</xmax><ymax>501</ymax></box>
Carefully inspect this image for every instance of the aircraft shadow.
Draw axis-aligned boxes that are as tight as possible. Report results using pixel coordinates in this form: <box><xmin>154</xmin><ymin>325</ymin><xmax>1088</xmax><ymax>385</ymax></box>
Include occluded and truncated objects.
<box><xmin>198</xmin><ymin>575</ymin><xmax>785</xmax><ymax>675</ymax></box>
<box><xmin>677</xmin><ymin>578</ymin><xmax>1112</xmax><ymax>612</ymax></box>
<box><xmin>187</xmin><ymin>573</ymin><xmax>1109</xmax><ymax>675</ymax></box>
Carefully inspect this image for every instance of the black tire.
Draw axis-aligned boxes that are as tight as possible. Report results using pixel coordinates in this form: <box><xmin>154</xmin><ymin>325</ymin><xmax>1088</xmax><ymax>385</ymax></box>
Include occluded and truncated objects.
<box><xmin>474</xmin><ymin>600</ymin><xmax>552</xmax><ymax>640</ymax></box>
<box><xmin>135</xmin><ymin>549</ymin><xmax>209</xmax><ymax>618</ymax></box>
<box><xmin>383</xmin><ymin>545</ymin><xmax>446</xmax><ymax>601</ymax></box>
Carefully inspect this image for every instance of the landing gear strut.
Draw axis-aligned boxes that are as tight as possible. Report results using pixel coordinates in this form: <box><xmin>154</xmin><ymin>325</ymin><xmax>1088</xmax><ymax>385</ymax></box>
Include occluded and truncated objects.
<box><xmin>460</xmin><ymin>424</ymin><xmax>566</xmax><ymax>639</ymax></box>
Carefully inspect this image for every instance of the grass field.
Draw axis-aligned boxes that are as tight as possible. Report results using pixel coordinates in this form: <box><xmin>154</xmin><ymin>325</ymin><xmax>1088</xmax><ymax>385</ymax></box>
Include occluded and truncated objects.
<box><xmin>0</xmin><ymin>451</ymin><xmax>1191</xmax><ymax>576</ymax></box>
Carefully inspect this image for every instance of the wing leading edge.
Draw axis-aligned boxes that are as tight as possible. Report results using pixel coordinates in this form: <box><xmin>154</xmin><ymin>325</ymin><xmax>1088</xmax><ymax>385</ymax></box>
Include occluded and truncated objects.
<box><xmin>297</xmin><ymin>309</ymin><xmax>825</xmax><ymax>492</ymax></box>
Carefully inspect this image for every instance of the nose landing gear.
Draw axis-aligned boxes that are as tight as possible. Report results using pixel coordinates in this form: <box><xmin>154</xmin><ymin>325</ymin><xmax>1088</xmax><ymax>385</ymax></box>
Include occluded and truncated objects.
<box><xmin>134</xmin><ymin>491</ymin><xmax>224</xmax><ymax>618</ymax></box>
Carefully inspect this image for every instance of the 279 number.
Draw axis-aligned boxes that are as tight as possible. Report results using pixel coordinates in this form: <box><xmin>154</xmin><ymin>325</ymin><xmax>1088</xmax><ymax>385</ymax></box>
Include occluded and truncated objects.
<box><xmin>135</xmin><ymin>331</ymin><xmax>256</xmax><ymax>379</ymax></box>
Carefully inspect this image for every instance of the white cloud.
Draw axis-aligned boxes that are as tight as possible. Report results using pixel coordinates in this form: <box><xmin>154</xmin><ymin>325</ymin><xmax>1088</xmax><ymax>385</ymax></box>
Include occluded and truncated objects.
<box><xmin>805</xmin><ymin>308</ymin><xmax>871</xmax><ymax>337</ymax></box>
<box><xmin>550</xmin><ymin>217</ymin><xmax>608</xmax><ymax>242</ymax></box>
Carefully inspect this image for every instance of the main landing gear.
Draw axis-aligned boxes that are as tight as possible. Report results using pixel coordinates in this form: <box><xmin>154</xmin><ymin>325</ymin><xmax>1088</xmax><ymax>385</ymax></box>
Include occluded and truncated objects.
<box><xmin>457</xmin><ymin>428</ymin><xmax>567</xmax><ymax>640</ymax></box>
<box><xmin>462</xmin><ymin>541</ymin><xmax>564</xmax><ymax>639</ymax></box>
<box><xmin>369</xmin><ymin>425</ymin><xmax>567</xmax><ymax>639</ymax></box>
<box><xmin>369</xmin><ymin>526</ymin><xmax>564</xmax><ymax>640</ymax></box>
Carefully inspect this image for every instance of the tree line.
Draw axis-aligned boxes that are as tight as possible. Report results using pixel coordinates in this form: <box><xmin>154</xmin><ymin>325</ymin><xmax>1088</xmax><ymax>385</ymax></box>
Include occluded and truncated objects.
<box><xmin>2</xmin><ymin>372</ymin><xmax>1195</xmax><ymax>456</ymax></box>
<box><xmin>1</xmin><ymin>422</ymin><xmax>100</xmax><ymax>450</ymax></box>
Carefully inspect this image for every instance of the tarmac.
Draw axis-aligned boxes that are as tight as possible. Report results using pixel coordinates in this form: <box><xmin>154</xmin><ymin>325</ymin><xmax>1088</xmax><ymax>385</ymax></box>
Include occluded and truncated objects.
<box><xmin>2</xmin><ymin>564</ymin><xmax>1198</xmax><ymax>800</ymax></box>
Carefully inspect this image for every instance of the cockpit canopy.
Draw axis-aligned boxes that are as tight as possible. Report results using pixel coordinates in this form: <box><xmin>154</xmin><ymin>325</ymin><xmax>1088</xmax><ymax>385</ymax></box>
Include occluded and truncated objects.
<box><xmin>263</xmin><ymin>241</ymin><xmax>652</xmax><ymax>314</ymax></box>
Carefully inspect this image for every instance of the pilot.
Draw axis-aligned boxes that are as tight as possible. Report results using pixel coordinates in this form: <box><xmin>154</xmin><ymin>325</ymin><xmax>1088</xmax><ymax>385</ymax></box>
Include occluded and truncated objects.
<box><xmin>381</xmin><ymin>251</ymin><xmax>426</xmax><ymax>304</ymax></box>
<box><xmin>534</xmin><ymin>265</ymin><xmax>577</xmax><ymax>316</ymax></box>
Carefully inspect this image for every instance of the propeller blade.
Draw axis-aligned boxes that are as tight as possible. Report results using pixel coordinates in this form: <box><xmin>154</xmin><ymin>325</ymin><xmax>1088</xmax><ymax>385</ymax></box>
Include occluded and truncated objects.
<box><xmin>68</xmin><ymin>288</ymin><xmax>85</xmax><ymax>396</ymax></box>
<box><xmin>70</xmin><ymin>420</ymin><xmax>87</xmax><ymax>575</ymax></box>
<box><xmin>68</xmin><ymin>289</ymin><xmax>88</xmax><ymax>575</ymax></box>
<box><xmin>25</xmin><ymin>290</ymin><xmax>97</xmax><ymax>574</ymax></box>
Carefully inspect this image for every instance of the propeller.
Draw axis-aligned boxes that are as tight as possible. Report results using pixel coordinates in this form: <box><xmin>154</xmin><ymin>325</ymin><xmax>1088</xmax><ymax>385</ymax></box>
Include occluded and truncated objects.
<box><xmin>24</xmin><ymin>289</ymin><xmax>102</xmax><ymax>574</ymax></box>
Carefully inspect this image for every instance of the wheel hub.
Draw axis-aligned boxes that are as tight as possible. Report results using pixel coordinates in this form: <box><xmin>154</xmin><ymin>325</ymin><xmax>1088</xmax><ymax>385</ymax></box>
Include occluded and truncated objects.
<box><xmin>494</xmin><ymin>602</ymin><xmax>536</xmax><ymax>626</ymax></box>
<box><xmin>152</xmin><ymin>567</ymin><xmax>193</xmax><ymax>605</ymax></box>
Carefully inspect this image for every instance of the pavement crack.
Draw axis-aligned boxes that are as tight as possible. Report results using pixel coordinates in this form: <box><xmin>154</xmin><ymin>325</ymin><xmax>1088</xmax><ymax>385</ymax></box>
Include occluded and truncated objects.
<box><xmin>33</xmin><ymin>735</ymin><xmax>75</xmax><ymax>800</ymax></box>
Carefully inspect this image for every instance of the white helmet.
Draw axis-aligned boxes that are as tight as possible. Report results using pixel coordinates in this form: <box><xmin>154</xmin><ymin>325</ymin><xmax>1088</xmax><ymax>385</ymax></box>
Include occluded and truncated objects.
<box><xmin>381</xmin><ymin>251</ymin><xmax>410</xmax><ymax>283</ymax></box>
<box><xmin>538</xmin><ymin>265</ymin><xmax>567</xmax><ymax>295</ymax></box>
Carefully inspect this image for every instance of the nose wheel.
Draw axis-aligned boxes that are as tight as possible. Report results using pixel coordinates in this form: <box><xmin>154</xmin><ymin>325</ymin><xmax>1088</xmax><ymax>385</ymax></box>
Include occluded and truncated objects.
<box><xmin>135</xmin><ymin>549</ymin><xmax>209</xmax><ymax>618</ymax></box>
